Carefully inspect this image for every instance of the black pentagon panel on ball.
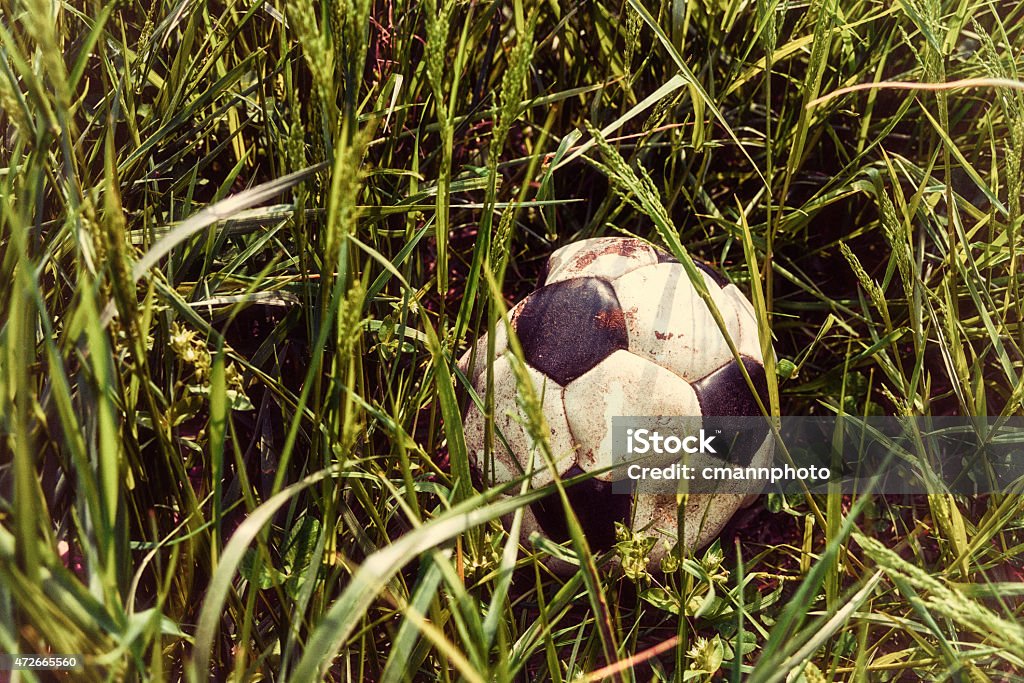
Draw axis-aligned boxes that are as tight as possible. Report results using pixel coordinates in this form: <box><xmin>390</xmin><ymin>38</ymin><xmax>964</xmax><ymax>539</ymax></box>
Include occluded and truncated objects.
<box><xmin>513</xmin><ymin>277</ymin><xmax>629</xmax><ymax>385</ymax></box>
<box><xmin>535</xmin><ymin>257</ymin><xmax>550</xmax><ymax>287</ymax></box>
<box><xmin>654</xmin><ymin>249</ymin><xmax>731</xmax><ymax>288</ymax></box>
<box><xmin>693</xmin><ymin>357</ymin><xmax>770</xmax><ymax>465</ymax></box>
<box><xmin>694</xmin><ymin>260</ymin><xmax>730</xmax><ymax>288</ymax></box>
<box><xmin>528</xmin><ymin>466</ymin><xmax>633</xmax><ymax>551</ymax></box>
<box><xmin>655</xmin><ymin>248</ymin><xmax>678</xmax><ymax>265</ymax></box>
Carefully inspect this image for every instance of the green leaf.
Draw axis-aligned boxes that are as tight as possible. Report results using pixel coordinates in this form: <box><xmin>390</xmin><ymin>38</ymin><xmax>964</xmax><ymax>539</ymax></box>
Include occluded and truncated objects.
<box><xmin>640</xmin><ymin>587</ymin><xmax>681</xmax><ymax>615</ymax></box>
<box><xmin>238</xmin><ymin>549</ymin><xmax>287</xmax><ymax>589</ymax></box>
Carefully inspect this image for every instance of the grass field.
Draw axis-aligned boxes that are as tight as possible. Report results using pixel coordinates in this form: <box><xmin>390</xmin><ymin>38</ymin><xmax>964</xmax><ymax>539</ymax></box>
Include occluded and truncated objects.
<box><xmin>2</xmin><ymin>0</ymin><xmax>1024</xmax><ymax>680</ymax></box>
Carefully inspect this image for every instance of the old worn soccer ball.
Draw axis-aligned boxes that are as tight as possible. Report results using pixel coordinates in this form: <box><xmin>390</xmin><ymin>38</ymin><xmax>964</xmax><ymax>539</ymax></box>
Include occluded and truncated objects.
<box><xmin>459</xmin><ymin>237</ymin><xmax>773</xmax><ymax>566</ymax></box>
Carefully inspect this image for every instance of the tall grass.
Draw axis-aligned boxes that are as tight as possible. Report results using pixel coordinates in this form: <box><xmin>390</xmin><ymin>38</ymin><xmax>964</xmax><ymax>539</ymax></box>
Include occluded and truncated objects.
<box><xmin>1</xmin><ymin>0</ymin><xmax>1022</xmax><ymax>680</ymax></box>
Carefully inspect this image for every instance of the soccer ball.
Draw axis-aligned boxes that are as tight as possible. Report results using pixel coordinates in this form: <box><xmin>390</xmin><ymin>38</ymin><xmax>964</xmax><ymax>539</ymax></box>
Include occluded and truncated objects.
<box><xmin>459</xmin><ymin>237</ymin><xmax>772</xmax><ymax>566</ymax></box>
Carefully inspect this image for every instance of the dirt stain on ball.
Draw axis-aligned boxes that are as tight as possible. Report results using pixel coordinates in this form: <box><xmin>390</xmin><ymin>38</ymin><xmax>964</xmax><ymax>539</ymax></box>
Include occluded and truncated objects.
<box><xmin>572</xmin><ymin>239</ymin><xmax>645</xmax><ymax>270</ymax></box>
<box><xmin>594</xmin><ymin>308</ymin><xmax>626</xmax><ymax>332</ymax></box>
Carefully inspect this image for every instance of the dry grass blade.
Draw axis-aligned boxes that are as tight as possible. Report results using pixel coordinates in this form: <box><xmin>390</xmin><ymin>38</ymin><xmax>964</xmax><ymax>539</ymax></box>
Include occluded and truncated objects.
<box><xmin>808</xmin><ymin>76</ymin><xmax>1024</xmax><ymax>108</ymax></box>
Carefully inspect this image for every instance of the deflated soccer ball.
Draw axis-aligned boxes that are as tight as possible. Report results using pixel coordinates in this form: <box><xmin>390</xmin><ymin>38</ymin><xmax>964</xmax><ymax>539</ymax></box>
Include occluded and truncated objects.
<box><xmin>459</xmin><ymin>237</ymin><xmax>773</xmax><ymax>566</ymax></box>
